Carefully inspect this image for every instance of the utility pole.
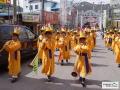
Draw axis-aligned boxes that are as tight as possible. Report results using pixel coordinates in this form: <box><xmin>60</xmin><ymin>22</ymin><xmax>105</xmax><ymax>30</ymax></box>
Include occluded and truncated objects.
<box><xmin>100</xmin><ymin>1</ymin><xmax>103</xmax><ymax>31</ymax></box>
<box><xmin>81</xmin><ymin>10</ymin><xmax>83</xmax><ymax>28</ymax></box>
<box><xmin>17</xmin><ymin>0</ymin><xmax>20</xmax><ymax>24</ymax></box>
<box><xmin>76</xmin><ymin>9</ymin><xmax>79</xmax><ymax>27</ymax></box>
<box><xmin>7</xmin><ymin>3</ymin><xmax>10</xmax><ymax>24</ymax></box>
<box><xmin>60</xmin><ymin>0</ymin><xmax>67</xmax><ymax>27</ymax></box>
<box><xmin>93</xmin><ymin>2</ymin><xmax>95</xmax><ymax>11</ymax></box>
<box><xmin>13</xmin><ymin>0</ymin><xmax>17</xmax><ymax>24</ymax></box>
<box><xmin>41</xmin><ymin>0</ymin><xmax>45</xmax><ymax>26</ymax></box>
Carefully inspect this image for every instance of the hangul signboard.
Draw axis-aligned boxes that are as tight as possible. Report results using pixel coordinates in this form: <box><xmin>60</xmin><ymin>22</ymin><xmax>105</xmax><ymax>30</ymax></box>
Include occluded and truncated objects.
<box><xmin>22</xmin><ymin>14</ymin><xmax>40</xmax><ymax>23</ymax></box>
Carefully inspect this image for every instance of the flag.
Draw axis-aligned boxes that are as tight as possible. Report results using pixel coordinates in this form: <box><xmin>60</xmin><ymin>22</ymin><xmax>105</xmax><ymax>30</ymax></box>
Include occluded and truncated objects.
<box><xmin>33</xmin><ymin>54</ymin><xmax>39</xmax><ymax>74</ymax></box>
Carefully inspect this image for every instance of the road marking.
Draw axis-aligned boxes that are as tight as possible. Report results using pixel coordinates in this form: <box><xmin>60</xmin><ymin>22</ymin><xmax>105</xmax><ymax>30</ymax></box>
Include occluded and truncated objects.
<box><xmin>102</xmin><ymin>82</ymin><xmax>119</xmax><ymax>89</ymax></box>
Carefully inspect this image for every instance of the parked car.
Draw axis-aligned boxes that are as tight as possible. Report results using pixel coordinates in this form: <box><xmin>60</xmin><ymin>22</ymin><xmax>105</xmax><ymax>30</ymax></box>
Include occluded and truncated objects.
<box><xmin>0</xmin><ymin>25</ymin><xmax>38</xmax><ymax>68</ymax></box>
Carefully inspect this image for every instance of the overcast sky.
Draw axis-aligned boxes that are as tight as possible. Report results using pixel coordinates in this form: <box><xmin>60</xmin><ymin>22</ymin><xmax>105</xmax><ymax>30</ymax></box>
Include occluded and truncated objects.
<box><xmin>11</xmin><ymin>0</ymin><xmax>110</xmax><ymax>8</ymax></box>
<box><xmin>53</xmin><ymin>0</ymin><xmax>110</xmax><ymax>4</ymax></box>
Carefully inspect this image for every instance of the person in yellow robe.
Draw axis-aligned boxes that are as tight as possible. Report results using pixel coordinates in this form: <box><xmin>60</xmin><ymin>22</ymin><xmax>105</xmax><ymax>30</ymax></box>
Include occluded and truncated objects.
<box><xmin>71</xmin><ymin>31</ymin><xmax>78</xmax><ymax>48</ymax></box>
<box><xmin>106</xmin><ymin>30</ymin><xmax>114</xmax><ymax>50</ymax></box>
<box><xmin>67</xmin><ymin>31</ymin><xmax>72</xmax><ymax>50</ymax></box>
<box><xmin>93</xmin><ymin>30</ymin><xmax>97</xmax><ymax>47</ymax></box>
<box><xmin>55</xmin><ymin>31</ymin><xmax>60</xmax><ymax>50</ymax></box>
<box><xmin>71</xmin><ymin>32</ymin><xmax>92</xmax><ymax>87</ymax></box>
<box><xmin>37</xmin><ymin>34</ymin><xmax>44</xmax><ymax>63</ymax></box>
<box><xmin>86</xmin><ymin>31</ymin><xmax>93</xmax><ymax>58</ymax></box>
<box><xmin>104</xmin><ymin>32</ymin><xmax>109</xmax><ymax>47</ymax></box>
<box><xmin>90</xmin><ymin>30</ymin><xmax>96</xmax><ymax>51</ymax></box>
<box><xmin>69</xmin><ymin>30</ymin><xmax>74</xmax><ymax>50</ymax></box>
<box><xmin>90</xmin><ymin>27</ymin><xmax>97</xmax><ymax>48</ymax></box>
<box><xmin>57</xmin><ymin>28</ymin><xmax>70</xmax><ymax>65</ymax></box>
<box><xmin>0</xmin><ymin>28</ymin><xmax>21</xmax><ymax>83</ymax></box>
<box><xmin>40</xmin><ymin>28</ymin><xmax>55</xmax><ymax>82</ymax></box>
<box><xmin>113</xmin><ymin>31</ymin><xmax>120</xmax><ymax>68</ymax></box>
<box><xmin>111</xmin><ymin>31</ymin><xmax>118</xmax><ymax>52</ymax></box>
<box><xmin>29</xmin><ymin>28</ymin><xmax>45</xmax><ymax>67</ymax></box>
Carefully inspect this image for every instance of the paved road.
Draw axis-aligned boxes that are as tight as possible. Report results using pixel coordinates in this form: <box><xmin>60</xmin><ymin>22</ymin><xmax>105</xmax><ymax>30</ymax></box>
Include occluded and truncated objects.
<box><xmin>0</xmin><ymin>36</ymin><xmax>120</xmax><ymax>90</ymax></box>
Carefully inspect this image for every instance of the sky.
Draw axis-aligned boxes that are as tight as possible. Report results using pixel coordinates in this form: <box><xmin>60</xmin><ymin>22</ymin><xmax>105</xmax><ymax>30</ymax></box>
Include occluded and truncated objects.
<box><xmin>11</xmin><ymin>0</ymin><xmax>110</xmax><ymax>8</ymax></box>
<box><xmin>53</xmin><ymin>0</ymin><xmax>110</xmax><ymax>4</ymax></box>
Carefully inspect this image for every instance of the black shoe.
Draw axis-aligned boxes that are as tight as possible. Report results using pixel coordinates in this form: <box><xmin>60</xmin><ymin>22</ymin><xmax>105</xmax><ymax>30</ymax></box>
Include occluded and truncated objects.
<box><xmin>66</xmin><ymin>59</ymin><xmax>68</xmax><ymax>63</ymax></box>
<box><xmin>83</xmin><ymin>78</ymin><xmax>86</xmax><ymax>82</ymax></box>
<box><xmin>47</xmin><ymin>76</ymin><xmax>52</xmax><ymax>82</ymax></box>
<box><xmin>118</xmin><ymin>64</ymin><xmax>120</xmax><ymax>68</ymax></box>
<box><xmin>81</xmin><ymin>81</ymin><xmax>86</xmax><ymax>88</ymax></box>
<box><xmin>61</xmin><ymin>60</ymin><xmax>64</xmax><ymax>65</ymax></box>
<box><xmin>18</xmin><ymin>73</ymin><xmax>21</xmax><ymax>78</ymax></box>
<box><xmin>11</xmin><ymin>78</ymin><xmax>18</xmax><ymax>83</ymax></box>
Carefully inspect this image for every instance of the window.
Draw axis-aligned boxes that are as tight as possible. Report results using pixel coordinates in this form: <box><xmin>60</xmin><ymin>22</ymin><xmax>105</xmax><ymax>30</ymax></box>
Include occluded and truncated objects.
<box><xmin>0</xmin><ymin>5</ymin><xmax>3</xmax><ymax>9</ymax></box>
<box><xmin>29</xmin><ymin>5</ymin><xmax>33</xmax><ymax>10</ymax></box>
<box><xmin>35</xmin><ymin>5</ymin><xmax>38</xmax><ymax>9</ymax></box>
<box><xmin>25</xmin><ymin>28</ymin><xmax>35</xmax><ymax>39</ymax></box>
<box><xmin>19</xmin><ymin>28</ymin><xmax>28</xmax><ymax>40</ymax></box>
<box><xmin>0</xmin><ymin>26</ymin><xmax>13</xmax><ymax>40</ymax></box>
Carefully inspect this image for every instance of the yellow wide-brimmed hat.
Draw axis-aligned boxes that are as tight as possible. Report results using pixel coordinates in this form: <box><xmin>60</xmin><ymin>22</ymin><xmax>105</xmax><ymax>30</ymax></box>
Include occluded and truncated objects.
<box><xmin>118</xmin><ymin>30</ymin><xmax>120</xmax><ymax>34</ymax></box>
<box><xmin>79</xmin><ymin>32</ymin><xmax>86</xmax><ymax>39</ymax></box>
<box><xmin>73</xmin><ymin>30</ymin><xmax>77</xmax><ymax>34</ymax></box>
<box><xmin>44</xmin><ymin>27</ymin><xmax>53</xmax><ymax>34</ymax></box>
<box><xmin>12</xmin><ymin>27</ymin><xmax>21</xmax><ymax>35</ymax></box>
<box><xmin>109</xmin><ymin>29</ymin><xmax>114</xmax><ymax>33</ymax></box>
<box><xmin>61</xmin><ymin>28</ymin><xmax>66</xmax><ymax>32</ymax></box>
<box><xmin>41</xmin><ymin>26</ymin><xmax>45</xmax><ymax>31</ymax></box>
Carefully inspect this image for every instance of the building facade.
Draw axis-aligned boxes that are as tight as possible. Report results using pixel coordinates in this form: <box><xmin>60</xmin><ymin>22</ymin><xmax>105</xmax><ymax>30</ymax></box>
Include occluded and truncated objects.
<box><xmin>60</xmin><ymin>0</ymin><xmax>67</xmax><ymax>26</ymax></box>
<box><xmin>23</xmin><ymin>0</ymin><xmax>59</xmax><ymax>13</ymax></box>
<box><xmin>110</xmin><ymin>0</ymin><xmax>120</xmax><ymax>6</ymax></box>
<box><xmin>110</xmin><ymin>0</ymin><xmax>120</xmax><ymax>28</ymax></box>
<box><xmin>72</xmin><ymin>2</ymin><xmax>110</xmax><ymax>29</ymax></box>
